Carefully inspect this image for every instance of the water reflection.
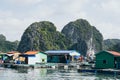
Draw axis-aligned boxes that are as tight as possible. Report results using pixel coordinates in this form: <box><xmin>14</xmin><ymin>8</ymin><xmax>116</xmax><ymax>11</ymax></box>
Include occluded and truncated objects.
<box><xmin>95</xmin><ymin>73</ymin><xmax>118</xmax><ymax>80</ymax></box>
<box><xmin>16</xmin><ymin>68</ymin><xmax>28</xmax><ymax>73</ymax></box>
<box><xmin>0</xmin><ymin>67</ymin><xmax>120</xmax><ymax>80</ymax></box>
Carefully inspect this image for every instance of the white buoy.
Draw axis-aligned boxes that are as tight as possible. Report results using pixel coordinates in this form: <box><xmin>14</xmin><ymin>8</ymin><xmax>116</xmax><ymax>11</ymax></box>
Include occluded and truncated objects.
<box><xmin>64</xmin><ymin>65</ymin><xmax>68</xmax><ymax>69</ymax></box>
<box><xmin>52</xmin><ymin>66</ymin><xmax>56</xmax><ymax>69</ymax></box>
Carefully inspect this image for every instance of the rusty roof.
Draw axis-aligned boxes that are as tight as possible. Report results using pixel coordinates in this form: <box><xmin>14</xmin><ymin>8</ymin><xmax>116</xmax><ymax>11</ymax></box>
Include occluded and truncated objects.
<box><xmin>7</xmin><ymin>51</ymin><xmax>20</xmax><ymax>54</ymax></box>
<box><xmin>25</xmin><ymin>51</ymin><xmax>39</xmax><ymax>55</ymax></box>
<box><xmin>108</xmin><ymin>51</ymin><xmax>120</xmax><ymax>56</ymax></box>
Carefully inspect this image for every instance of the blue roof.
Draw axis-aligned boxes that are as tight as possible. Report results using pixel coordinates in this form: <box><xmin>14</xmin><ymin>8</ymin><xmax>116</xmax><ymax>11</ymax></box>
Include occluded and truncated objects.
<box><xmin>45</xmin><ymin>50</ymin><xmax>80</xmax><ymax>56</ymax></box>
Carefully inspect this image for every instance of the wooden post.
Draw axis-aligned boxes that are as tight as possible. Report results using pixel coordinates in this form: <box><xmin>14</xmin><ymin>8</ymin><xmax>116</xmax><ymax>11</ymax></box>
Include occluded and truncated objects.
<box><xmin>72</xmin><ymin>56</ymin><xmax>74</xmax><ymax>62</ymax></box>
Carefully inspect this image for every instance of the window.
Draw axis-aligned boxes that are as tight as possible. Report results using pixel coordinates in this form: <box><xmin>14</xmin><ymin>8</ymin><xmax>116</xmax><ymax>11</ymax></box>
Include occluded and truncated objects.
<box><xmin>103</xmin><ymin>60</ymin><xmax>106</xmax><ymax>64</ymax></box>
<box><xmin>42</xmin><ymin>59</ymin><xmax>45</xmax><ymax>62</ymax></box>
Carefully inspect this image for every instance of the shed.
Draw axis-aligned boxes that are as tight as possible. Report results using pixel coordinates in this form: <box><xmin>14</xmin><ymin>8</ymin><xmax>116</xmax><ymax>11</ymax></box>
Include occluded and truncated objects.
<box><xmin>5</xmin><ymin>51</ymin><xmax>21</xmax><ymax>63</ymax></box>
<box><xmin>95</xmin><ymin>51</ymin><xmax>120</xmax><ymax>69</ymax></box>
<box><xmin>45</xmin><ymin>50</ymin><xmax>80</xmax><ymax>63</ymax></box>
<box><xmin>7</xmin><ymin>51</ymin><xmax>21</xmax><ymax>60</ymax></box>
<box><xmin>21</xmin><ymin>51</ymin><xmax>47</xmax><ymax>65</ymax></box>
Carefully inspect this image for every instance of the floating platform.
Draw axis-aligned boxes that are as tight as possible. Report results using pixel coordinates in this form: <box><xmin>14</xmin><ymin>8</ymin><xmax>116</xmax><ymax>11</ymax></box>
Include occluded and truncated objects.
<box><xmin>1</xmin><ymin>63</ymin><xmax>82</xmax><ymax>69</ymax></box>
<box><xmin>78</xmin><ymin>68</ymin><xmax>120</xmax><ymax>75</ymax></box>
<box><xmin>35</xmin><ymin>63</ymin><xmax>81</xmax><ymax>69</ymax></box>
<box><xmin>78</xmin><ymin>69</ymin><xmax>96</xmax><ymax>73</ymax></box>
<box><xmin>1</xmin><ymin>63</ymin><xmax>34</xmax><ymax>69</ymax></box>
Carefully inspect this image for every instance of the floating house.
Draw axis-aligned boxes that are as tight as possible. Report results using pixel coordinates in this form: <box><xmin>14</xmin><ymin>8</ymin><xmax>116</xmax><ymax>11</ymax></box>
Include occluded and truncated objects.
<box><xmin>7</xmin><ymin>51</ymin><xmax>21</xmax><ymax>60</ymax></box>
<box><xmin>4</xmin><ymin>51</ymin><xmax>21</xmax><ymax>63</ymax></box>
<box><xmin>95</xmin><ymin>51</ymin><xmax>120</xmax><ymax>69</ymax></box>
<box><xmin>45</xmin><ymin>50</ymin><xmax>80</xmax><ymax>63</ymax></box>
<box><xmin>21</xmin><ymin>51</ymin><xmax>47</xmax><ymax>65</ymax></box>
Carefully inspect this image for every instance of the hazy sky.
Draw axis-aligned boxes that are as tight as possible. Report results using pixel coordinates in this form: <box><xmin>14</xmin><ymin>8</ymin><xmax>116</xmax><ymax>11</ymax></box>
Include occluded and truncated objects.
<box><xmin>0</xmin><ymin>0</ymin><xmax>120</xmax><ymax>41</ymax></box>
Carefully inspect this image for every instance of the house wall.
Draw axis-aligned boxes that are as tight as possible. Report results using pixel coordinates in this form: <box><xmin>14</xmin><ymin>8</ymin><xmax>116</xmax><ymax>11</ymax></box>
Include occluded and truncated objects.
<box><xmin>38</xmin><ymin>52</ymin><xmax>47</xmax><ymax>63</ymax></box>
<box><xmin>28</xmin><ymin>53</ymin><xmax>47</xmax><ymax>65</ymax></box>
<box><xmin>47</xmin><ymin>55</ymin><xmax>68</xmax><ymax>63</ymax></box>
<box><xmin>95</xmin><ymin>51</ymin><xmax>115</xmax><ymax>69</ymax></box>
<box><xmin>47</xmin><ymin>55</ymin><xmax>60</xmax><ymax>63</ymax></box>
<box><xmin>28</xmin><ymin>55</ymin><xmax>36</xmax><ymax>65</ymax></box>
<box><xmin>115</xmin><ymin>57</ymin><xmax>120</xmax><ymax>69</ymax></box>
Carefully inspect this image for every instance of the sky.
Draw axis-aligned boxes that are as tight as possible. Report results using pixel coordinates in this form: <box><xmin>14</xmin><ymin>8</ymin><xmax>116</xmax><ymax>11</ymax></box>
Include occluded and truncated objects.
<box><xmin>0</xmin><ymin>0</ymin><xmax>120</xmax><ymax>41</ymax></box>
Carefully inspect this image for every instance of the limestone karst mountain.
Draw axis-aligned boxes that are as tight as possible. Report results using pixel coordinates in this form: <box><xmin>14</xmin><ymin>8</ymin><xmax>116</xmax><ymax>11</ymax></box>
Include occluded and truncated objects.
<box><xmin>61</xmin><ymin>19</ymin><xmax>103</xmax><ymax>56</ymax></box>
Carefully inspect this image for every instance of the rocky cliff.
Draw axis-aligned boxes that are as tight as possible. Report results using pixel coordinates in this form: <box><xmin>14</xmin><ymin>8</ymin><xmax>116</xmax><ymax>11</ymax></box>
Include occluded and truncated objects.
<box><xmin>61</xmin><ymin>19</ymin><xmax>103</xmax><ymax>56</ymax></box>
<box><xmin>17</xmin><ymin>21</ymin><xmax>71</xmax><ymax>53</ymax></box>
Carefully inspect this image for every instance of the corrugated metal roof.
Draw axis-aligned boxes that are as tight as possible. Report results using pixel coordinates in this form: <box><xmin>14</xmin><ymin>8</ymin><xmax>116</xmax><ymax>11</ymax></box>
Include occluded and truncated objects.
<box><xmin>45</xmin><ymin>50</ymin><xmax>80</xmax><ymax>56</ymax></box>
<box><xmin>45</xmin><ymin>50</ymin><xmax>74</xmax><ymax>53</ymax></box>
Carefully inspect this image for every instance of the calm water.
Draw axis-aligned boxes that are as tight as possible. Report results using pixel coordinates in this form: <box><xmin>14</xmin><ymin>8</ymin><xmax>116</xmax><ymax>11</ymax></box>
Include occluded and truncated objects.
<box><xmin>0</xmin><ymin>67</ymin><xmax>120</xmax><ymax>80</ymax></box>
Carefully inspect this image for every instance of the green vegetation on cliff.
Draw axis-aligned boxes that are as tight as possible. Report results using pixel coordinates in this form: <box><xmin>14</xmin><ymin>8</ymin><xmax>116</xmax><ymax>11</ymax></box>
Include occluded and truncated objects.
<box><xmin>17</xmin><ymin>21</ymin><xmax>71</xmax><ymax>53</ymax></box>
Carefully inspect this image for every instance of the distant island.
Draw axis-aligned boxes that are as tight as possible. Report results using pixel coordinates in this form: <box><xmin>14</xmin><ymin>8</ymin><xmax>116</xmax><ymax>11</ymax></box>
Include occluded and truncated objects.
<box><xmin>0</xmin><ymin>34</ymin><xmax>19</xmax><ymax>52</ymax></box>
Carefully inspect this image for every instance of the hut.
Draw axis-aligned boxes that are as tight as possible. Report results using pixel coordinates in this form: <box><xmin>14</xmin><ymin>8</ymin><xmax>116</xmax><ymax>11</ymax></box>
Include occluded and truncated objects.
<box><xmin>95</xmin><ymin>51</ymin><xmax>120</xmax><ymax>69</ymax></box>
<box><xmin>6</xmin><ymin>51</ymin><xmax>21</xmax><ymax>63</ymax></box>
<box><xmin>45</xmin><ymin>50</ymin><xmax>80</xmax><ymax>63</ymax></box>
<box><xmin>21</xmin><ymin>51</ymin><xmax>47</xmax><ymax>65</ymax></box>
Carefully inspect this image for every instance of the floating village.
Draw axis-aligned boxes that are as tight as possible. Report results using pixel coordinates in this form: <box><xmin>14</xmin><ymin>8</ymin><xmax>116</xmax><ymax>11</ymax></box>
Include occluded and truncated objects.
<box><xmin>1</xmin><ymin>49</ymin><xmax>120</xmax><ymax>75</ymax></box>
